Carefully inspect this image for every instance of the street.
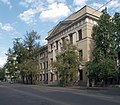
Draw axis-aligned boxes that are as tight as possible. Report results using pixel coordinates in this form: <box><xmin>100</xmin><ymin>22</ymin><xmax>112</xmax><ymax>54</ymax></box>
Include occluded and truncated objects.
<box><xmin>0</xmin><ymin>82</ymin><xmax>120</xmax><ymax>105</ymax></box>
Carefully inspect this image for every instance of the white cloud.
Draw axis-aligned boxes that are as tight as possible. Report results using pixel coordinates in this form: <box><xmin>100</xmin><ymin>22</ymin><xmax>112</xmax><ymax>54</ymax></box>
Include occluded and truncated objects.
<box><xmin>0</xmin><ymin>23</ymin><xmax>14</xmax><ymax>32</ymax></box>
<box><xmin>19</xmin><ymin>1</ymin><xmax>29</xmax><ymax>8</ymax></box>
<box><xmin>39</xmin><ymin>2</ymin><xmax>71</xmax><ymax>22</ymax></box>
<box><xmin>73</xmin><ymin>0</ymin><xmax>88</xmax><ymax>11</ymax></box>
<box><xmin>41</xmin><ymin>39</ymin><xmax>47</xmax><ymax>45</ymax></box>
<box><xmin>24</xmin><ymin>0</ymin><xmax>35</xmax><ymax>3</ymax></box>
<box><xmin>19</xmin><ymin>0</ymin><xmax>70</xmax><ymax>24</ymax></box>
<box><xmin>0</xmin><ymin>0</ymin><xmax>12</xmax><ymax>8</ymax></box>
<box><xmin>91</xmin><ymin>2</ymin><xmax>105</xmax><ymax>11</ymax></box>
<box><xmin>18</xmin><ymin>8</ymin><xmax>36</xmax><ymax>25</ymax></box>
<box><xmin>47</xmin><ymin>0</ymin><xmax>66</xmax><ymax>4</ymax></box>
<box><xmin>107</xmin><ymin>0</ymin><xmax>120</xmax><ymax>9</ymax></box>
<box><xmin>73</xmin><ymin>0</ymin><xmax>87</xmax><ymax>6</ymax></box>
<box><xmin>90</xmin><ymin>0</ymin><xmax>120</xmax><ymax>13</ymax></box>
<box><xmin>47</xmin><ymin>0</ymin><xmax>56</xmax><ymax>4</ymax></box>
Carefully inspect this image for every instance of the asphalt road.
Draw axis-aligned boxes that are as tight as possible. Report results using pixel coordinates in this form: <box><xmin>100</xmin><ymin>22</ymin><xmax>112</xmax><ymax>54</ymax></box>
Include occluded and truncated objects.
<box><xmin>0</xmin><ymin>82</ymin><xmax>120</xmax><ymax>105</ymax></box>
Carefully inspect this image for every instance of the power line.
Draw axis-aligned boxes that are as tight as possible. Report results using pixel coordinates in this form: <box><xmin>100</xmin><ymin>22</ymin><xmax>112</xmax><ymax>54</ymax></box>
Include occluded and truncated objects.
<box><xmin>92</xmin><ymin>0</ymin><xmax>113</xmax><ymax>14</ymax></box>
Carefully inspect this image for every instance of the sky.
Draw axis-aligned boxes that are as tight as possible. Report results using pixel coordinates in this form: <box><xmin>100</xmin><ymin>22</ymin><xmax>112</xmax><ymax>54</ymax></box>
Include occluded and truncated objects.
<box><xmin>0</xmin><ymin>0</ymin><xmax>120</xmax><ymax>67</ymax></box>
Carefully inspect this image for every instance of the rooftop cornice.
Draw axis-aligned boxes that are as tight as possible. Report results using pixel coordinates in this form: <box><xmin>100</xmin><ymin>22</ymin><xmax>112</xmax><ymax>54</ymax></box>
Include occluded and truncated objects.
<box><xmin>46</xmin><ymin>12</ymin><xmax>100</xmax><ymax>40</ymax></box>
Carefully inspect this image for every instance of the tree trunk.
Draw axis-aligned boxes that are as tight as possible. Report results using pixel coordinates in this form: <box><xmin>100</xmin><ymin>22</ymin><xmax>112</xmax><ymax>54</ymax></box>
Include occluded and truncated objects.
<box><xmin>105</xmin><ymin>77</ymin><xmax>108</xmax><ymax>86</ymax></box>
<box><xmin>22</xmin><ymin>76</ymin><xmax>25</xmax><ymax>84</ymax></box>
<box><xmin>26</xmin><ymin>76</ymin><xmax>28</xmax><ymax>84</ymax></box>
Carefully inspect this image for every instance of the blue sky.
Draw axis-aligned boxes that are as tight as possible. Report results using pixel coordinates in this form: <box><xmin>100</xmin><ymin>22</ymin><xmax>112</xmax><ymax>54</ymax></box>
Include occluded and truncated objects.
<box><xmin>0</xmin><ymin>0</ymin><xmax>120</xmax><ymax>67</ymax></box>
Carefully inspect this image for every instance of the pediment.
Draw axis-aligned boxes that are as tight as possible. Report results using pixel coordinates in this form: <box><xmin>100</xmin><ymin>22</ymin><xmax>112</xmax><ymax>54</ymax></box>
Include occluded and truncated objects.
<box><xmin>50</xmin><ymin>20</ymin><xmax>73</xmax><ymax>36</ymax></box>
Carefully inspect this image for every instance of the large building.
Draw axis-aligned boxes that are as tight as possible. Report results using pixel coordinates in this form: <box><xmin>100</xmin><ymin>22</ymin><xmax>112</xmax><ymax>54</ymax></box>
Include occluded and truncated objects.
<box><xmin>39</xmin><ymin>6</ymin><xmax>102</xmax><ymax>86</ymax></box>
<box><xmin>38</xmin><ymin>45</ymin><xmax>48</xmax><ymax>84</ymax></box>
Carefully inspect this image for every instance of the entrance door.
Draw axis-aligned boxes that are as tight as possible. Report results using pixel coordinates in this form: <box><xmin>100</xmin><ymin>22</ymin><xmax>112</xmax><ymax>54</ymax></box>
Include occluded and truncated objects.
<box><xmin>79</xmin><ymin>70</ymin><xmax>83</xmax><ymax>81</ymax></box>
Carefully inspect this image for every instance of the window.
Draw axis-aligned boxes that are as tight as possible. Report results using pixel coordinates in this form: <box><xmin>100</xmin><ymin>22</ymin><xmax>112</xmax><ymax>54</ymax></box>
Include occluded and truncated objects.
<box><xmin>79</xmin><ymin>50</ymin><xmax>83</xmax><ymax>60</ymax></box>
<box><xmin>50</xmin><ymin>44</ymin><xmax>53</xmax><ymax>52</ymax></box>
<box><xmin>40</xmin><ymin>74</ymin><xmax>42</xmax><ymax>81</ymax></box>
<box><xmin>46</xmin><ymin>61</ymin><xmax>48</xmax><ymax>69</ymax></box>
<box><xmin>46</xmin><ymin>73</ymin><xmax>48</xmax><ymax>81</ymax></box>
<box><xmin>51</xmin><ymin>58</ymin><xmax>53</xmax><ymax>66</ymax></box>
<box><xmin>79</xmin><ymin>70</ymin><xmax>83</xmax><ymax>80</ymax></box>
<box><xmin>43</xmin><ymin>74</ymin><xmax>45</xmax><ymax>81</ymax></box>
<box><xmin>56</xmin><ymin>41</ymin><xmax>58</xmax><ymax>50</ymax></box>
<box><xmin>46</xmin><ymin>51</ymin><xmax>48</xmax><ymax>57</ymax></box>
<box><xmin>50</xmin><ymin>73</ymin><xmax>54</xmax><ymax>81</ymax></box>
<box><xmin>69</xmin><ymin>33</ymin><xmax>73</xmax><ymax>44</ymax></box>
<box><xmin>43</xmin><ymin>62</ymin><xmax>45</xmax><ymax>69</ymax></box>
<box><xmin>78</xmin><ymin>29</ymin><xmax>82</xmax><ymax>41</ymax></box>
<box><xmin>62</xmin><ymin>37</ymin><xmax>66</xmax><ymax>45</ymax></box>
<box><xmin>55</xmin><ymin>72</ymin><xmax>58</xmax><ymax>81</ymax></box>
<box><xmin>40</xmin><ymin>63</ymin><xmax>42</xmax><ymax>69</ymax></box>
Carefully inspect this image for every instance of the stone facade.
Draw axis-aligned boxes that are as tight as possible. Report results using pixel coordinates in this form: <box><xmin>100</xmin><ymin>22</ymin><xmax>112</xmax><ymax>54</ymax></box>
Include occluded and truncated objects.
<box><xmin>38</xmin><ymin>45</ymin><xmax>48</xmax><ymax>84</ymax></box>
<box><xmin>39</xmin><ymin>6</ymin><xmax>102</xmax><ymax>86</ymax></box>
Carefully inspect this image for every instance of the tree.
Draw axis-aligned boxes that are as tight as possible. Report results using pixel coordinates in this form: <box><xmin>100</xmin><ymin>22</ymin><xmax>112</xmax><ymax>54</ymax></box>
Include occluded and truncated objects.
<box><xmin>0</xmin><ymin>67</ymin><xmax>5</xmax><ymax>81</ymax></box>
<box><xmin>5</xmin><ymin>30</ymin><xmax>41</xmax><ymax>84</ymax></box>
<box><xmin>5</xmin><ymin>48</ymin><xmax>18</xmax><ymax>80</ymax></box>
<box><xmin>87</xmin><ymin>9</ymin><xmax>117</xmax><ymax>86</ymax></box>
<box><xmin>54</xmin><ymin>44</ymin><xmax>80</xmax><ymax>87</ymax></box>
<box><xmin>12</xmin><ymin>38</ymin><xmax>26</xmax><ymax>83</ymax></box>
<box><xmin>113</xmin><ymin>12</ymin><xmax>120</xmax><ymax>84</ymax></box>
<box><xmin>20</xmin><ymin>30</ymin><xmax>40</xmax><ymax>84</ymax></box>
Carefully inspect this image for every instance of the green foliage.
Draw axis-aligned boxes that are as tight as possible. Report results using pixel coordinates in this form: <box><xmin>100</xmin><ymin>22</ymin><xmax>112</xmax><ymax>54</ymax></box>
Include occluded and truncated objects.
<box><xmin>54</xmin><ymin>44</ymin><xmax>80</xmax><ymax>87</ymax></box>
<box><xmin>113</xmin><ymin>12</ymin><xmax>120</xmax><ymax>83</ymax></box>
<box><xmin>113</xmin><ymin>13</ymin><xmax>120</xmax><ymax>52</ymax></box>
<box><xmin>0</xmin><ymin>68</ymin><xmax>5</xmax><ymax>80</ymax></box>
<box><xmin>5</xmin><ymin>48</ymin><xmax>18</xmax><ymax>77</ymax></box>
<box><xmin>87</xmin><ymin>9</ymin><xmax>118</xmax><ymax>85</ymax></box>
<box><xmin>5</xmin><ymin>30</ymin><xmax>41</xmax><ymax>84</ymax></box>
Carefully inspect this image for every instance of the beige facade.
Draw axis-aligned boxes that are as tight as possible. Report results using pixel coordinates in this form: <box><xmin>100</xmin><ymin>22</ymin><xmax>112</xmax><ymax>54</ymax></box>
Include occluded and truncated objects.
<box><xmin>40</xmin><ymin>6</ymin><xmax>102</xmax><ymax>86</ymax></box>
<box><xmin>38</xmin><ymin>45</ymin><xmax>48</xmax><ymax>84</ymax></box>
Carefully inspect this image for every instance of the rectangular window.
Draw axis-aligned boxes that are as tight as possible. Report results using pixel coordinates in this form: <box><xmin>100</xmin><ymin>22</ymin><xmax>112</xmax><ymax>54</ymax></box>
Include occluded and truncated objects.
<box><xmin>46</xmin><ymin>73</ymin><xmax>48</xmax><ymax>81</ymax></box>
<box><xmin>51</xmin><ymin>58</ymin><xmax>53</xmax><ymax>66</ymax></box>
<box><xmin>55</xmin><ymin>72</ymin><xmax>58</xmax><ymax>81</ymax></box>
<box><xmin>43</xmin><ymin>62</ymin><xmax>45</xmax><ymax>69</ymax></box>
<box><xmin>50</xmin><ymin>73</ymin><xmax>54</xmax><ymax>81</ymax></box>
<box><xmin>56</xmin><ymin>41</ymin><xmax>58</xmax><ymax>50</ymax></box>
<box><xmin>50</xmin><ymin>44</ymin><xmax>53</xmax><ymax>52</ymax></box>
<box><xmin>40</xmin><ymin>63</ymin><xmax>42</xmax><ymax>69</ymax></box>
<box><xmin>40</xmin><ymin>74</ymin><xmax>42</xmax><ymax>81</ymax></box>
<box><xmin>78</xmin><ymin>29</ymin><xmax>82</xmax><ymax>41</ymax></box>
<box><xmin>69</xmin><ymin>33</ymin><xmax>73</xmax><ymax>44</ymax></box>
<box><xmin>79</xmin><ymin>70</ymin><xmax>83</xmax><ymax>80</ymax></box>
<box><xmin>46</xmin><ymin>51</ymin><xmax>48</xmax><ymax>57</ymax></box>
<box><xmin>79</xmin><ymin>50</ymin><xmax>83</xmax><ymax>60</ymax></box>
<box><xmin>62</xmin><ymin>37</ymin><xmax>66</xmax><ymax>45</ymax></box>
<box><xmin>46</xmin><ymin>61</ymin><xmax>48</xmax><ymax>69</ymax></box>
<box><xmin>43</xmin><ymin>74</ymin><xmax>45</xmax><ymax>81</ymax></box>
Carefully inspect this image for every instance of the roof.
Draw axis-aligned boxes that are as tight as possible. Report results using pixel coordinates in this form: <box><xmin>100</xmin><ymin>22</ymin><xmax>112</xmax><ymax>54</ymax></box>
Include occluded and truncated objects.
<box><xmin>46</xmin><ymin>5</ymin><xmax>102</xmax><ymax>40</ymax></box>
